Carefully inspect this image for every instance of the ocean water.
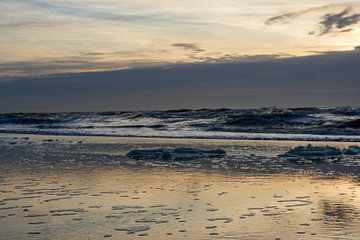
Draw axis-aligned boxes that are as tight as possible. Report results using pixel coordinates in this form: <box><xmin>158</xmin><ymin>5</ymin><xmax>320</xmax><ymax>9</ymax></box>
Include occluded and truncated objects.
<box><xmin>1</xmin><ymin>107</ymin><xmax>360</xmax><ymax>141</ymax></box>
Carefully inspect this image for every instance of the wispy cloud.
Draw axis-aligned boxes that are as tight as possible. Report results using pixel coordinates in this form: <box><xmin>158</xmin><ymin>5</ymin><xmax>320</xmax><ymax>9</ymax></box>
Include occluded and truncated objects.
<box><xmin>0</xmin><ymin>57</ymin><xmax>165</xmax><ymax>79</ymax></box>
<box><xmin>0</xmin><ymin>52</ymin><xmax>290</xmax><ymax>79</ymax></box>
<box><xmin>266</xmin><ymin>3</ymin><xmax>360</xmax><ymax>36</ymax></box>
<box><xmin>171</xmin><ymin>43</ymin><xmax>206</xmax><ymax>60</ymax></box>
<box><xmin>0</xmin><ymin>20</ymin><xmax>66</xmax><ymax>30</ymax></box>
<box><xmin>171</xmin><ymin>43</ymin><xmax>205</xmax><ymax>53</ymax></box>
<box><xmin>310</xmin><ymin>7</ymin><xmax>360</xmax><ymax>36</ymax></box>
<box><xmin>265</xmin><ymin>4</ymin><xmax>340</xmax><ymax>25</ymax></box>
<box><xmin>2</xmin><ymin>0</ymin><xmax>212</xmax><ymax>28</ymax></box>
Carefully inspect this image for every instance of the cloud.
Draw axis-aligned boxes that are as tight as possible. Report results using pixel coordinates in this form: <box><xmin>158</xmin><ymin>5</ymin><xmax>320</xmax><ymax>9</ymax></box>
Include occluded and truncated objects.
<box><xmin>0</xmin><ymin>51</ymin><xmax>287</xmax><ymax>79</ymax></box>
<box><xmin>3</xmin><ymin>0</ymin><xmax>212</xmax><ymax>28</ymax></box>
<box><xmin>265</xmin><ymin>12</ymin><xmax>301</xmax><ymax>25</ymax></box>
<box><xmin>0</xmin><ymin>57</ymin><xmax>163</xmax><ymax>79</ymax></box>
<box><xmin>310</xmin><ymin>7</ymin><xmax>360</xmax><ymax>36</ymax></box>
<box><xmin>1</xmin><ymin>50</ymin><xmax>360</xmax><ymax>112</ymax></box>
<box><xmin>171</xmin><ymin>43</ymin><xmax>205</xmax><ymax>53</ymax></box>
<box><xmin>265</xmin><ymin>4</ymin><xmax>342</xmax><ymax>25</ymax></box>
<box><xmin>0</xmin><ymin>21</ymin><xmax>57</xmax><ymax>29</ymax></box>
<box><xmin>171</xmin><ymin>43</ymin><xmax>206</xmax><ymax>60</ymax></box>
<box><xmin>266</xmin><ymin>4</ymin><xmax>360</xmax><ymax>36</ymax></box>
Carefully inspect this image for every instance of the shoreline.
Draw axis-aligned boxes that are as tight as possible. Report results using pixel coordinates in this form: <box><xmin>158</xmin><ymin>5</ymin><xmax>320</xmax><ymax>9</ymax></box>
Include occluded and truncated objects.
<box><xmin>1</xmin><ymin>132</ymin><xmax>360</xmax><ymax>176</ymax></box>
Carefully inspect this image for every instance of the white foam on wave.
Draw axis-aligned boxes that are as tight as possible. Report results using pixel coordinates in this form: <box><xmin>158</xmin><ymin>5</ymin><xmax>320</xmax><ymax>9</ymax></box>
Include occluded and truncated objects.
<box><xmin>1</xmin><ymin>107</ymin><xmax>360</xmax><ymax>142</ymax></box>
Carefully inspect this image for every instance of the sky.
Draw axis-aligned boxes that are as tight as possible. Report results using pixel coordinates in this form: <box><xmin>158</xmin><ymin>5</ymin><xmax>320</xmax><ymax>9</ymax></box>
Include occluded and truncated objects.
<box><xmin>0</xmin><ymin>0</ymin><xmax>360</xmax><ymax>112</ymax></box>
<box><xmin>1</xmin><ymin>0</ymin><xmax>360</xmax><ymax>77</ymax></box>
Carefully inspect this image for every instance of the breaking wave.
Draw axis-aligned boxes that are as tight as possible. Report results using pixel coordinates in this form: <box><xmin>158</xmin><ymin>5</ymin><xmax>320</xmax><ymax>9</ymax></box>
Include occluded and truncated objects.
<box><xmin>1</xmin><ymin>107</ymin><xmax>360</xmax><ymax>141</ymax></box>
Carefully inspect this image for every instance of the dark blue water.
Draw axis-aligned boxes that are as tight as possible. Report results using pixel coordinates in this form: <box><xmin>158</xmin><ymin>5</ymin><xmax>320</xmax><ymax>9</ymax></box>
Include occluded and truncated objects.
<box><xmin>1</xmin><ymin>107</ymin><xmax>360</xmax><ymax>141</ymax></box>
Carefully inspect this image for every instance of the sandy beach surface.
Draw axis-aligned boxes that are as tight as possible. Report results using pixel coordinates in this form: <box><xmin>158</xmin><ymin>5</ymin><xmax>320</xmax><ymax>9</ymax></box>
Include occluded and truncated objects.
<box><xmin>1</xmin><ymin>134</ymin><xmax>360</xmax><ymax>239</ymax></box>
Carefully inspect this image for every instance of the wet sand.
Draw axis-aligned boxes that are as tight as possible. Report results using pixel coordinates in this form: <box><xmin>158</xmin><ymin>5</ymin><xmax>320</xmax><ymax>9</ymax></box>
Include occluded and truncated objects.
<box><xmin>1</xmin><ymin>168</ymin><xmax>360</xmax><ymax>239</ymax></box>
<box><xmin>1</xmin><ymin>134</ymin><xmax>360</xmax><ymax>239</ymax></box>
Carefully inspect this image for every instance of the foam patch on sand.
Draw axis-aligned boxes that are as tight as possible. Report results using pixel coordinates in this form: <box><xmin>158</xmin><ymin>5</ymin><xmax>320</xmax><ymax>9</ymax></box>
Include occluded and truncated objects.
<box><xmin>280</xmin><ymin>145</ymin><xmax>360</xmax><ymax>163</ymax></box>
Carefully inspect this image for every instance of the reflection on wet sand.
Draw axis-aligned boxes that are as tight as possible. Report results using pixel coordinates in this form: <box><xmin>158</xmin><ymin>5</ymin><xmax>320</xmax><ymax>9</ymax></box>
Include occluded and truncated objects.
<box><xmin>322</xmin><ymin>200</ymin><xmax>359</xmax><ymax>227</ymax></box>
<box><xmin>1</xmin><ymin>168</ymin><xmax>360</xmax><ymax>239</ymax></box>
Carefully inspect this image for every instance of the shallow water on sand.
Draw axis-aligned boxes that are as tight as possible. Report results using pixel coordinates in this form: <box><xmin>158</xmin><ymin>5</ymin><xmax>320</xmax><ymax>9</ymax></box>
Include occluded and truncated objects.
<box><xmin>1</xmin><ymin>168</ymin><xmax>360</xmax><ymax>239</ymax></box>
<box><xmin>2</xmin><ymin>134</ymin><xmax>360</xmax><ymax>175</ymax></box>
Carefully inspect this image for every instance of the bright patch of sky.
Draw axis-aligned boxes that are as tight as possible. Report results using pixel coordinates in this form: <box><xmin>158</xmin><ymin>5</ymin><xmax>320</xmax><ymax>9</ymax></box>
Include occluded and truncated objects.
<box><xmin>1</xmin><ymin>0</ymin><xmax>360</xmax><ymax>76</ymax></box>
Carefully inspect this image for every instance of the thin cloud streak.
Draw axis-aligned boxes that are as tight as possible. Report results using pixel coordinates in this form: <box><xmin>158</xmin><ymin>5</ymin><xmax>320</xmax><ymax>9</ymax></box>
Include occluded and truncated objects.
<box><xmin>1</xmin><ymin>0</ymin><xmax>215</xmax><ymax>28</ymax></box>
<box><xmin>171</xmin><ymin>43</ymin><xmax>205</xmax><ymax>53</ymax></box>
<box><xmin>0</xmin><ymin>52</ymin><xmax>292</xmax><ymax>79</ymax></box>
<box><xmin>265</xmin><ymin>4</ymin><xmax>343</xmax><ymax>25</ymax></box>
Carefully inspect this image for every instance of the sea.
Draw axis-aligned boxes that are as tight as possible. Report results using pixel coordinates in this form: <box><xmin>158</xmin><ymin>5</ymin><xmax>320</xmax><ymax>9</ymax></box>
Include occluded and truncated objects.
<box><xmin>1</xmin><ymin>107</ymin><xmax>359</xmax><ymax>141</ymax></box>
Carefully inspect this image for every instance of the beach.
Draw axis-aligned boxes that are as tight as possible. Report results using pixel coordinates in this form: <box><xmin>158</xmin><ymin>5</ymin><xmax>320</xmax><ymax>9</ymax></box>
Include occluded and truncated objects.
<box><xmin>2</xmin><ymin>0</ymin><xmax>360</xmax><ymax>238</ymax></box>
<box><xmin>1</xmin><ymin>134</ymin><xmax>360</xmax><ymax>239</ymax></box>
